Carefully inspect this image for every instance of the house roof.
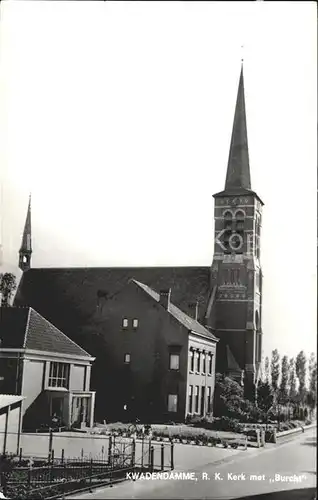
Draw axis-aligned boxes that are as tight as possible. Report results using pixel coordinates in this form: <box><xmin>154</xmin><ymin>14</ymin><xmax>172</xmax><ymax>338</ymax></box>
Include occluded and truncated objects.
<box><xmin>132</xmin><ymin>280</ymin><xmax>218</xmax><ymax>342</ymax></box>
<box><xmin>0</xmin><ymin>394</ymin><xmax>24</xmax><ymax>410</ymax></box>
<box><xmin>13</xmin><ymin>267</ymin><xmax>211</xmax><ymax>345</ymax></box>
<box><xmin>0</xmin><ymin>306</ymin><xmax>92</xmax><ymax>358</ymax></box>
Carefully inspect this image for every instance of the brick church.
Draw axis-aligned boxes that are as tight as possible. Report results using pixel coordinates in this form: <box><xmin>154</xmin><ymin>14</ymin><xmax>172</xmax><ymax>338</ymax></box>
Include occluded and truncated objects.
<box><xmin>13</xmin><ymin>63</ymin><xmax>264</xmax><ymax>421</ymax></box>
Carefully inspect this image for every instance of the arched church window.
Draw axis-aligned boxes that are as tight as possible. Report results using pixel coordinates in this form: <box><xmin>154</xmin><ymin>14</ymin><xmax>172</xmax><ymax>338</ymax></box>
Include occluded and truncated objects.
<box><xmin>235</xmin><ymin>210</ymin><xmax>245</xmax><ymax>231</ymax></box>
<box><xmin>233</xmin><ymin>210</ymin><xmax>244</xmax><ymax>254</ymax></box>
<box><xmin>223</xmin><ymin>211</ymin><xmax>232</xmax><ymax>253</ymax></box>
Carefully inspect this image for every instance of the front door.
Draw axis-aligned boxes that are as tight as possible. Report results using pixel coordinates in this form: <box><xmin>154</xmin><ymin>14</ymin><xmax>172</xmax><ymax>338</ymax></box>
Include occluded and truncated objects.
<box><xmin>51</xmin><ymin>397</ymin><xmax>64</xmax><ymax>424</ymax></box>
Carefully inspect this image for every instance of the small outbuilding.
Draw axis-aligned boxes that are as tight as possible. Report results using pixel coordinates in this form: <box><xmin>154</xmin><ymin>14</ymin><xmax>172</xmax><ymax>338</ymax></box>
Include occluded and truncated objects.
<box><xmin>0</xmin><ymin>394</ymin><xmax>24</xmax><ymax>455</ymax></box>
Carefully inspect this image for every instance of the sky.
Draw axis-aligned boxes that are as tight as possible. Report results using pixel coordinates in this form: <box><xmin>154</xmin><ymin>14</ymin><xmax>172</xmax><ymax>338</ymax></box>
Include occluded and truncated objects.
<box><xmin>0</xmin><ymin>1</ymin><xmax>316</xmax><ymax>359</ymax></box>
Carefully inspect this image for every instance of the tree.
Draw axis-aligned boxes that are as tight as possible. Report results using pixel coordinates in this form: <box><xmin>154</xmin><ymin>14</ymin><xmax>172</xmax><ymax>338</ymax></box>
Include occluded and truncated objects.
<box><xmin>295</xmin><ymin>350</ymin><xmax>307</xmax><ymax>404</ymax></box>
<box><xmin>288</xmin><ymin>358</ymin><xmax>297</xmax><ymax>402</ymax></box>
<box><xmin>264</xmin><ymin>356</ymin><xmax>270</xmax><ymax>383</ymax></box>
<box><xmin>279</xmin><ymin>355</ymin><xmax>289</xmax><ymax>406</ymax></box>
<box><xmin>306</xmin><ymin>355</ymin><xmax>317</xmax><ymax>418</ymax></box>
<box><xmin>214</xmin><ymin>373</ymin><xmax>245</xmax><ymax>419</ymax></box>
<box><xmin>270</xmin><ymin>349</ymin><xmax>280</xmax><ymax>396</ymax></box>
<box><xmin>0</xmin><ymin>273</ymin><xmax>17</xmax><ymax>307</ymax></box>
<box><xmin>256</xmin><ymin>381</ymin><xmax>274</xmax><ymax>427</ymax></box>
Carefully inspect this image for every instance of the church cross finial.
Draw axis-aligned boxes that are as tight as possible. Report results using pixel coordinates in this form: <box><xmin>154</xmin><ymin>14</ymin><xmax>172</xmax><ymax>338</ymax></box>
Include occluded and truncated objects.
<box><xmin>241</xmin><ymin>44</ymin><xmax>244</xmax><ymax>64</ymax></box>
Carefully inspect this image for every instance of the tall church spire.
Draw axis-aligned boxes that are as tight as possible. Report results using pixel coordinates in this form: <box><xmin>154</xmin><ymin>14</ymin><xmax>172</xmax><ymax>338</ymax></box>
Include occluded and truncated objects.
<box><xmin>224</xmin><ymin>63</ymin><xmax>251</xmax><ymax>191</ymax></box>
<box><xmin>19</xmin><ymin>194</ymin><xmax>32</xmax><ymax>272</ymax></box>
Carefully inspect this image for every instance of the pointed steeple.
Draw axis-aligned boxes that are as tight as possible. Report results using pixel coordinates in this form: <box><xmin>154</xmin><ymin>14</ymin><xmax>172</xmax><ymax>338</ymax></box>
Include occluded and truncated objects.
<box><xmin>213</xmin><ymin>63</ymin><xmax>263</xmax><ymax>205</ymax></box>
<box><xmin>225</xmin><ymin>63</ymin><xmax>251</xmax><ymax>191</ymax></box>
<box><xmin>19</xmin><ymin>194</ymin><xmax>32</xmax><ymax>271</ymax></box>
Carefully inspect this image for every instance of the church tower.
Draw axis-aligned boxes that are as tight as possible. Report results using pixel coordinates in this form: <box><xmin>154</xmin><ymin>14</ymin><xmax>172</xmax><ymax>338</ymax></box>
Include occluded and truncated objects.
<box><xmin>19</xmin><ymin>194</ymin><xmax>32</xmax><ymax>272</ymax></box>
<box><xmin>207</xmin><ymin>64</ymin><xmax>264</xmax><ymax>393</ymax></box>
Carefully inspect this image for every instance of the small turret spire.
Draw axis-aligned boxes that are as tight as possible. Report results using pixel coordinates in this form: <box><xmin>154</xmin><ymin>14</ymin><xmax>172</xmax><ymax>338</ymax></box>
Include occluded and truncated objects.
<box><xmin>19</xmin><ymin>193</ymin><xmax>32</xmax><ymax>272</ymax></box>
<box><xmin>224</xmin><ymin>63</ymin><xmax>251</xmax><ymax>191</ymax></box>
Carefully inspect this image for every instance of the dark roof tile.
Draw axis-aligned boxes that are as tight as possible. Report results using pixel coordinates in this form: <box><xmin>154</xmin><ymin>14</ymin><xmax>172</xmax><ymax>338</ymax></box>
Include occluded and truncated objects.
<box><xmin>0</xmin><ymin>307</ymin><xmax>92</xmax><ymax>358</ymax></box>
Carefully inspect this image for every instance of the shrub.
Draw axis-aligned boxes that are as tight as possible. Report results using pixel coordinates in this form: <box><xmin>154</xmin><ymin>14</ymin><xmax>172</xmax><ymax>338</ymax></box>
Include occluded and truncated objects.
<box><xmin>211</xmin><ymin>417</ymin><xmax>242</xmax><ymax>433</ymax></box>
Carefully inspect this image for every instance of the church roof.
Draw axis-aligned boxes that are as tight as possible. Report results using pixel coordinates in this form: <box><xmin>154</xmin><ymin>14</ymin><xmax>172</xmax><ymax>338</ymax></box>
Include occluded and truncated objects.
<box><xmin>0</xmin><ymin>306</ymin><xmax>92</xmax><ymax>358</ymax></box>
<box><xmin>19</xmin><ymin>194</ymin><xmax>32</xmax><ymax>253</ymax></box>
<box><xmin>14</xmin><ymin>266</ymin><xmax>211</xmax><ymax>329</ymax></box>
<box><xmin>132</xmin><ymin>280</ymin><xmax>218</xmax><ymax>342</ymax></box>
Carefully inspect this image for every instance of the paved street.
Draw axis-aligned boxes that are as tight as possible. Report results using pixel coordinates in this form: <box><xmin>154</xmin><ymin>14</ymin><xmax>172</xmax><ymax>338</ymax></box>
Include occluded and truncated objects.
<box><xmin>71</xmin><ymin>428</ymin><xmax>316</xmax><ymax>500</ymax></box>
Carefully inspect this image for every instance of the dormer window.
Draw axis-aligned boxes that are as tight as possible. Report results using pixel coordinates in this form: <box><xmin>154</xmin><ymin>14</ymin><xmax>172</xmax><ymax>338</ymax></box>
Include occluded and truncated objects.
<box><xmin>133</xmin><ymin>319</ymin><xmax>138</xmax><ymax>329</ymax></box>
<box><xmin>122</xmin><ymin>319</ymin><xmax>128</xmax><ymax>328</ymax></box>
<box><xmin>124</xmin><ymin>353</ymin><xmax>131</xmax><ymax>364</ymax></box>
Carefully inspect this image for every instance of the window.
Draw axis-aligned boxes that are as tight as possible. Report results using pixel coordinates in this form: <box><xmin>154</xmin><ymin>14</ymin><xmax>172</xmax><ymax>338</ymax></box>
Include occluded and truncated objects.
<box><xmin>207</xmin><ymin>386</ymin><xmax>212</xmax><ymax>413</ymax></box>
<box><xmin>223</xmin><ymin>211</ymin><xmax>233</xmax><ymax>254</ymax></box>
<box><xmin>194</xmin><ymin>386</ymin><xmax>199</xmax><ymax>413</ymax></box>
<box><xmin>189</xmin><ymin>350</ymin><xmax>194</xmax><ymax>372</ymax></box>
<box><xmin>188</xmin><ymin>385</ymin><xmax>193</xmax><ymax>414</ymax></box>
<box><xmin>169</xmin><ymin>354</ymin><xmax>179</xmax><ymax>370</ymax></box>
<box><xmin>124</xmin><ymin>353</ymin><xmax>131</xmax><ymax>364</ymax></box>
<box><xmin>168</xmin><ymin>394</ymin><xmax>178</xmax><ymax>413</ymax></box>
<box><xmin>196</xmin><ymin>352</ymin><xmax>201</xmax><ymax>372</ymax></box>
<box><xmin>48</xmin><ymin>362</ymin><xmax>69</xmax><ymax>389</ymax></box>
<box><xmin>202</xmin><ymin>354</ymin><xmax>206</xmax><ymax>374</ymax></box>
<box><xmin>208</xmin><ymin>354</ymin><xmax>213</xmax><ymax>375</ymax></box>
<box><xmin>122</xmin><ymin>319</ymin><xmax>128</xmax><ymax>328</ymax></box>
<box><xmin>133</xmin><ymin>319</ymin><xmax>138</xmax><ymax>329</ymax></box>
<box><xmin>200</xmin><ymin>386</ymin><xmax>206</xmax><ymax>415</ymax></box>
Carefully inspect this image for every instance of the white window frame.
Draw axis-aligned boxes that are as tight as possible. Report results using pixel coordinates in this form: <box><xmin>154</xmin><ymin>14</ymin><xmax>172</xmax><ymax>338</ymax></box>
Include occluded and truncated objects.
<box><xmin>133</xmin><ymin>319</ymin><xmax>138</xmax><ymax>329</ymax></box>
<box><xmin>122</xmin><ymin>319</ymin><xmax>129</xmax><ymax>328</ymax></box>
<box><xmin>189</xmin><ymin>350</ymin><xmax>194</xmax><ymax>372</ymax></box>
<box><xmin>48</xmin><ymin>362</ymin><xmax>69</xmax><ymax>389</ymax></box>
<box><xmin>124</xmin><ymin>353</ymin><xmax>131</xmax><ymax>364</ymax></box>
<box><xmin>208</xmin><ymin>354</ymin><xmax>213</xmax><ymax>375</ymax></box>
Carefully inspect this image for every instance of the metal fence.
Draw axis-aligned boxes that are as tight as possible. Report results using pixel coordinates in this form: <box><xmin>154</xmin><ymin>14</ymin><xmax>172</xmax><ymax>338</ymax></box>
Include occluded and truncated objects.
<box><xmin>1</xmin><ymin>435</ymin><xmax>174</xmax><ymax>499</ymax></box>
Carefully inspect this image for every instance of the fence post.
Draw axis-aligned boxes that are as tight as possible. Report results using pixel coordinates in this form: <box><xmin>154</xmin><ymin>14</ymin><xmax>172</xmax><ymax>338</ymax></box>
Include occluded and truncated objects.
<box><xmin>50</xmin><ymin>454</ymin><xmax>54</xmax><ymax>483</ymax></box>
<box><xmin>27</xmin><ymin>468</ymin><xmax>31</xmax><ymax>493</ymax></box>
<box><xmin>108</xmin><ymin>436</ymin><xmax>112</xmax><ymax>466</ymax></box>
<box><xmin>148</xmin><ymin>437</ymin><xmax>152</xmax><ymax>468</ymax></box>
<box><xmin>61</xmin><ymin>448</ymin><xmax>64</xmax><ymax>465</ymax></box>
<box><xmin>170</xmin><ymin>442</ymin><xmax>174</xmax><ymax>471</ymax></box>
<box><xmin>160</xmin><ymin>443</ymin><xmax>164</xmax><ymax>471</ymax></box>
<box><xmin>90</xmin><ymin>458</ymin><xmax>93</xmax><ymax>486</ymax></box>
<box><xmin>131</xmin><ymin>438</ymin><xmax>136</xmax><ymax>469</ymax></box>
<box><xmin>256</xmin><ymin>429</ymin><xmax>260</xmax><ymax>448</ymax></box>
<box><xmin>150</xmin><ymin>446</ymin><xmax>154</xmax><ymax>473</ymax></box>
<box><xmin>260</xmin><ymin>429</ymin><xmax>265</xmax><ymax>447</ymax></box>
<box><xmin>48</xmin><ymin>430</ymin><xmax>53</xmax><ymax>463</ymax></box>
<box><xmin>141</xmin><ymin>436</ymin><xmax>144</xmax><ymax>470</ymax></box>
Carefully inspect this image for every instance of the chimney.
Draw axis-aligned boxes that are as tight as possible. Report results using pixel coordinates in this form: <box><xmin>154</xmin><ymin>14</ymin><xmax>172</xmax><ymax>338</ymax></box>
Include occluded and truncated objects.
<box><xmin>159</xmin><ymin>289</ymin><xmax>171</xmax><ymax>310</ymax></box>
<box><xmin>189</xmin><ymin>301</ymin><xmax>199</xmax><ymax>321</ymax></box>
